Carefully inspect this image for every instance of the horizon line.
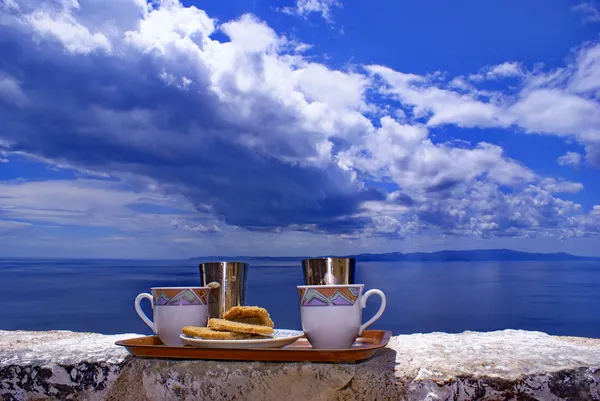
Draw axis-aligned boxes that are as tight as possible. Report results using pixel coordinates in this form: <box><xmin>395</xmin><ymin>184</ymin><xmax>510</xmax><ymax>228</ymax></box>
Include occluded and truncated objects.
<box><xmin>1</xmin><ymin>248</ymin><xmax>599</xmax><ymax>260</ymax></box>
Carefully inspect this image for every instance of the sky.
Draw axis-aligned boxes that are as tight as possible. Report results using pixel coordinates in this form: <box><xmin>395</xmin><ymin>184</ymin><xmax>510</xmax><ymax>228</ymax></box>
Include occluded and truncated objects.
<box><xmin>0</xmin><ymin>0</ymin><xmax>599</xmax><ymax>258</ymax></box>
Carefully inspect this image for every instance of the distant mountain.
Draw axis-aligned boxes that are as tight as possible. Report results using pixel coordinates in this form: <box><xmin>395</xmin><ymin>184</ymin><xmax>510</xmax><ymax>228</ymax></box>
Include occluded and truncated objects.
<box><xmin>345</xmin><ymin>249</ymin><xmax>600</xmax><ymax>261</ymax></box>
<box><xmin>190</xmin><ymin>249</ymin><xmax>600</xmax><ymax>262</ymax></box>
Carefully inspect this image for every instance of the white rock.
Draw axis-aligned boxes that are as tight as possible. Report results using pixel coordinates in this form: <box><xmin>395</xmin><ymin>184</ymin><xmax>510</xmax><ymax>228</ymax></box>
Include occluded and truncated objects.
<box><xmin>391</xmin><ymin>329</ymin><xmax>600</xmax><ymax>381</ymax></box>
<box><xmin>1</xmin><ymin>329</ymin><xmax>599</xmax><ymax>400</ymax></box>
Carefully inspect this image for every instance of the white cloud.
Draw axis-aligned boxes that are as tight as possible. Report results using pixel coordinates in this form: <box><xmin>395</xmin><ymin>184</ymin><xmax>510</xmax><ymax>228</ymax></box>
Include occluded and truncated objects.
<box><xmin>573</xmin><ymin>2</ymin><xmax>600</xmax><ymax>23</ymax></box>
<box><xmin>0</xmin><ymin>219</ymin><xmax>31</xmax><ymax>232</ymax></box>
<box><xmin>509</xmin><ymin>88</ymin><xmax>600</xmax><ymax>142</ymax></box>
<box><xmin>469</xmin><ymin>62</ymin><xmax>524</xmax><ymax>81</ymax></box>
<box><xmin>0</xmin><ymin>0</ymin><xmax>598</xmax><ymax>256</ymax></box>
<box><xmin>557</xmin><ymin>151</ymin><xmax>583</xmax><ymax>166</ymax></box>
<box><xmin>171</xmin><ymin>219</ymin><xmax>219</xmax><ymax>232</ymax></box>
<box><xmin>568</xmin><ymin>43</ymin><xmax>600</xmax><ymax>98</ymax></box>
<box><xmin>281</xmin><ymin>0</ymin><xmax>342</xmax><ymax>22</ymax></box>
<box><xmin>124</xmin><ymin>1</ymin><xmax>214</xmax><ymax>55</ymax></box>
<box><xmin>486</xmin><ymin>62</ymin><xmax>524</xmax><ymax>79</ymax></box>
<box><xmin>293</xmin><ymin>42</ymin><xmax>312</xmax><ymax>53</ymax></box>
<box><xmin>25</xmin><ymin>2</ymin><xmax>113</xmax><ymax>54</ymax></box>
<box><xmin>0</xmin><ymin>75</ymin><xmax>27</xmax><ymax>106</ymax></box>
<box><xmin>0</xmin><ymin>179</ymin><xmax>216</xmax><ymax>234</ymax></box>
<box><xmin>357</xmin><ymin>178</ymin><xmax>597</xmax><ymax>240</ymax></box>
<box><xmin>295</xmin><ymin>63</ymin><xmax>369</xmax><ymax>110</ymax></box>
<box><xmin>367</xmin><ymin>65</ymin><xmax>508</xmax><ymax>128</ymax></box>
<box><xmin>220</xmin><ymin>14</ymin><xmax>280</xmax><ymax>53</ymax></box>
<box><xmin>2</xmin><ymin>0</ymin><xmax>20</xmax><ymax>11</ymax></box>
<box><xmin>339</xmin><ymin>117</ymin><xmax>535</xmax><ymax>192</ymax></box>
<box><xmin>539</xmin><ymin>178</ymin><xmax>584</xmax><ymax>193</ymax></box>
<box><xmin>448</xmin><ymin>76</ymin><xmax>472</xmax><ymax>91</ymax></box>
<box><xmin>369</xmin><ymin>43</ymin><xmax>600</xmax><ymax>165</ymax></box>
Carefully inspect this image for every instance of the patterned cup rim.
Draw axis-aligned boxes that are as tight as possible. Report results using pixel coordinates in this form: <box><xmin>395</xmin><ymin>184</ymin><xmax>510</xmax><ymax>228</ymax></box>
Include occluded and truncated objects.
<box><xmin>151</xmin><ymin>286</ymin><xmax>211</xmax><ymax>290</ymax></box>
<box><xmin>297</xmin><ymin>284</ymin><xmax>364</xmax><ymax>289</ymax></box>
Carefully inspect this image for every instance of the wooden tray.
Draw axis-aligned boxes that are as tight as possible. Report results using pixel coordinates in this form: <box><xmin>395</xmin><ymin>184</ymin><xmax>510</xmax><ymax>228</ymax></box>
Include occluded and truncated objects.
<box><xmin>115</xmin><ymin>330</ymin><xmax>392</xmax><ymax>363</ymax></box>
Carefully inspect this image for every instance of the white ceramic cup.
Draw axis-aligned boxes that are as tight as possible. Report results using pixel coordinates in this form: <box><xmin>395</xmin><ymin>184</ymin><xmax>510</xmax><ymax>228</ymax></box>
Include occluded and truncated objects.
<box><xmin>134</xmin><ymin>286</ymin><xmax>211</xmax><ymax>346</ymax></box>
<box><xmin>297</xmin><ymin>284</ymin><xmax>386</xmax><ymax>349</ymax></box>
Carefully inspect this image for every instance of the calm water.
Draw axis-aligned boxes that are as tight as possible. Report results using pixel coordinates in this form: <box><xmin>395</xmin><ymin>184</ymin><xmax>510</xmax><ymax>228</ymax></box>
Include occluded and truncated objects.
<box><xmin>1</xmin><ymin>259</ymin><xmax>599</xmax><ymax>338</ymax></box>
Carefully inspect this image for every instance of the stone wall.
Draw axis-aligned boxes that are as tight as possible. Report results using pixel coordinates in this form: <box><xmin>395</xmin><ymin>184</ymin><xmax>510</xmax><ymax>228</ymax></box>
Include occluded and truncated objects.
<box><xmin>1</xmin><ymin>329</ymin><xmax>599</xmax><ymax>400</ymax></box>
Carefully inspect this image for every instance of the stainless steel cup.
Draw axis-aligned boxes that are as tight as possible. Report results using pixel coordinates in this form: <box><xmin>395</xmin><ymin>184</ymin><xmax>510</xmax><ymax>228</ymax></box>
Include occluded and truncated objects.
<box><xmin>301</xmin><ymin>257</ymin><xmax>355</xmax><ymax>285</ymax></box>
<box><xmin>199</xmin><ymin>261</ymin><xmax>249</xmax><ymax>319</ymax></box>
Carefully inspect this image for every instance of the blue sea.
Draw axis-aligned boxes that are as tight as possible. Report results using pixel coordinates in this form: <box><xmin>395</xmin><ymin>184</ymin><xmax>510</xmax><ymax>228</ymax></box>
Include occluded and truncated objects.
<box><xmin>1</xmin><ymin>258</ymin><xmax>599</xmax><ymax>338</ymax></box>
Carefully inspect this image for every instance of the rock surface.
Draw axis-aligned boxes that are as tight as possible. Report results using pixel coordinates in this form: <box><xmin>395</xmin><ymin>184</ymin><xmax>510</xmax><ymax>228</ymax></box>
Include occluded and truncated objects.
<box><xmin>1</xmin><ymin>329</ymin><xmax>599</xmax><ymax>400</ymax></box>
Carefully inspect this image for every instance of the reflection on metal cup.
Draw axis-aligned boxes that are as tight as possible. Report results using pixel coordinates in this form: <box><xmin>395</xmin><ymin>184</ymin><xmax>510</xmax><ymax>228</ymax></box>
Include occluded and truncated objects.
<box><xmin>199</xmin><ymin>261</ymin><xmax>249</xmax><ymax>319</ymax></box>
<box><xmin>301</xmin><ymin>257</ymin><xmax>355</xmax><ymax>285</ymax></box>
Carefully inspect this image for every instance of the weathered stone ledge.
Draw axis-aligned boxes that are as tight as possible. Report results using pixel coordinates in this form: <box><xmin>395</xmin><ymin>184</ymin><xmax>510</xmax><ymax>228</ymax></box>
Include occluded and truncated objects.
<box><xmin>1</xmin><ymin>329</ymin><xmax>599</xmax><ymax>400</ymax></box>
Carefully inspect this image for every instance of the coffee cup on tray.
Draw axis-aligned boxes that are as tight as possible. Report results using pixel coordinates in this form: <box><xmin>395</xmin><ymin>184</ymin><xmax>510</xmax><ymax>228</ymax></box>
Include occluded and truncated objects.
<box><xmin>297</xmin><ymin>284</ymin><xmax>386</xmax><ymax>349</ymax></box>
<box><xmin>134</xmin><ymin>286</ymin><xmax>211</xmax><ymax>346</ymax></box>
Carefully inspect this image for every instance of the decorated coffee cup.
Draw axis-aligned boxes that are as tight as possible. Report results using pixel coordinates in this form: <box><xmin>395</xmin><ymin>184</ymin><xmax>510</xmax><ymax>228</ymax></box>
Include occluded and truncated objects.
<box><xmin>297</xmin><ymin>284</ymin><xmax>386</xmax><ymax>349</ymax></box>
<box><xmin>134</xmin><ymin>286</ymin><xmax>211</xmax><ymax>346</ymax></box>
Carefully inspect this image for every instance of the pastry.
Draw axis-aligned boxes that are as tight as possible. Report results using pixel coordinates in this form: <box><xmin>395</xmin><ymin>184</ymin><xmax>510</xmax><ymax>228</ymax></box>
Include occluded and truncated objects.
<box><xmin>182</xmin><ymin>326</ymin><xmax>253</xmax><ymax>340</ymax></box>
<box><xmin>223</xmin><ymin>306</ymin><xmax>275</xmax><ymax>328</ymax></box>
<box><xmin>207</xmin><ymin>318</ymin><xmax>274</xmax><ymax>336</ymax></box>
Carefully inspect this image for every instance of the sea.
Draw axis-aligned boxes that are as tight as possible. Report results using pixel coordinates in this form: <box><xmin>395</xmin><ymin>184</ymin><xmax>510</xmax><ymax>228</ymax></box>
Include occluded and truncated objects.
<box><xmin>1</xmin><ymin>258</ymin><xmax>599</xmax><ymax>338</ymax></box>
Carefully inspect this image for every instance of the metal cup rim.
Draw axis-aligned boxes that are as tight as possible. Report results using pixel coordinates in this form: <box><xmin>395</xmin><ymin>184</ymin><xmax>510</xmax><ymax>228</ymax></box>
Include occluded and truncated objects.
<box><xmin>297</xmin><ymin>284</ymin><xmax>364</xmax><ymax>289</ymax></box>
<box><xmin>198</xmin><ymin>261</ymin><xmax>249</xmax><ymax>265</ymax></box>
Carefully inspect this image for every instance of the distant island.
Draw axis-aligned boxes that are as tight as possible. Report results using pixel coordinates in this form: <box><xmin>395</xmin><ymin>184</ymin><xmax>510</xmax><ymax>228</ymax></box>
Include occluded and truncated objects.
<box><xmin>190</xmin><ymin>249</ymin><xmax>600</xmax><ymax>262</ymax></box>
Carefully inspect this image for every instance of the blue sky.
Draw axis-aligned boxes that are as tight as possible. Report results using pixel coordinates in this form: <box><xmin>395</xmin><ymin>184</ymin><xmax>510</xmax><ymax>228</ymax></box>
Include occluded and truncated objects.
<box><xmin>1</xmin><ymin>0</ymin><xmax>599</xmax><ymax>258</ymax></box>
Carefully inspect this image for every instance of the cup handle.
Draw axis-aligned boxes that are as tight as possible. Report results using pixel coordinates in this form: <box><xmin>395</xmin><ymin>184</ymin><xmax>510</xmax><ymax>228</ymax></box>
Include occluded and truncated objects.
<box><xmin>134</xmin><ymin>293</ymin><xmax>156</xmax><ymax>333</ymax></box>
<box><xmin>359</xmin><ymin>289</ymin><xmax>386</xmax><ymax>335</ymax></box>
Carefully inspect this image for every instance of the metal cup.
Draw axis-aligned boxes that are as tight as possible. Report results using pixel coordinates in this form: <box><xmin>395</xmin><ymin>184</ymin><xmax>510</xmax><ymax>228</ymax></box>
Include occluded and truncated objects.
<box><xmin>199</xmin><ymin>261</ymin><xmax>249</xmax><ymax>319</ymax></box>
<box><xmin>301</xmin><ymin>257</ymin><xmax>355</xmax><ymax>285</ymax></box>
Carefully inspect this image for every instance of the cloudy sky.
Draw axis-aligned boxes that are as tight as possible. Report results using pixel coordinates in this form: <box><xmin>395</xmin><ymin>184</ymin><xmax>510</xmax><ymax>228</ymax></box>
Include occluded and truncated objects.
<box><xmin>0</xmin><ymin>0</ymin><xmax>599</xmax><ymax>258</ymax></box>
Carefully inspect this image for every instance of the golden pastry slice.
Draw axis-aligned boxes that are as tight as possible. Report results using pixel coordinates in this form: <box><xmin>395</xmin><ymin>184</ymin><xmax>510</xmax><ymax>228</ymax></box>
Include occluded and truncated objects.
<box><xmin>182</xmin><ymin>326</ymin><xmax>253</xmax><ymax>340</ymax></box>
<box><xmin>223</xmin><ymin>306</ymin><xmax>275</xmax><ymax>328</ymax></box>
<box><xmin>207</xmin><ymin>318</ymin><xmax>274</xmax><ymax>336</ymax></box>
